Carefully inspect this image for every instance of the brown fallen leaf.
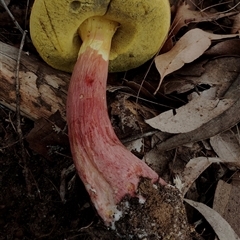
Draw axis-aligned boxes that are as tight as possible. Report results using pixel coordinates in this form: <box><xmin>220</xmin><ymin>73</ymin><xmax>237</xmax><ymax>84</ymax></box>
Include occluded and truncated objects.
<box><xmin>232</xmin><ymin>13</ymin><xmax>240</xmax><ymax>34</ymax></box>
<box><xmin>144</xmin><ymin>145</ymin><xmax>173</xmax><ymax>176</ymax></box>
<box><xmin>154</xmin><ymin>28</ymin><xmax>239</xmax><ymax>94</ymax></box>
<box><xmin>26</xmin><ymin>111</ymin><xmax>69</xmax><ymax>159</ymax></box>
<box><xmin>205</xmin><ymin>39</ymin><xmax>240</xmax><ymax>56</ymax></box>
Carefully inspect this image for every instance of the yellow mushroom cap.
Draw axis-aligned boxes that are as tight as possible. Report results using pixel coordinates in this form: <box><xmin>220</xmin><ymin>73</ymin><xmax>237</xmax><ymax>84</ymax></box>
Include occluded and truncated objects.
<box><xmin>30</xmin><ymin>0</ymin><xmax>170</xmax><ymax>73</ymax></box>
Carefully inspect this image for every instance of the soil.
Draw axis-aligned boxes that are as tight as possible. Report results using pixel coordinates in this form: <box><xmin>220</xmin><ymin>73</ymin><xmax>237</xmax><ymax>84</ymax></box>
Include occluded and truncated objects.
<box><xmin>0</xmin><ymin>107</ymin><xmax>118</xmax><ymax>239</ymax></box>
<box><xmin>115</xmin><ymin>179</ymin><xmax>191</xmax><ymax>239</ymax></box>
<box><xmin>0</xmin><ymin>1</ymin><xmax>123</xmax><ymax>239</ymax></box>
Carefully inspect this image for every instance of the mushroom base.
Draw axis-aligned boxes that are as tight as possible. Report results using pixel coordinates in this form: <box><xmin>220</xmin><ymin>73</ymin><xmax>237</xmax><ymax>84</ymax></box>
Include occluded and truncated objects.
<box><xmin>115</xmin><ymin>178</ymin><xmax>192</xmax><ymax>239</ymax></box>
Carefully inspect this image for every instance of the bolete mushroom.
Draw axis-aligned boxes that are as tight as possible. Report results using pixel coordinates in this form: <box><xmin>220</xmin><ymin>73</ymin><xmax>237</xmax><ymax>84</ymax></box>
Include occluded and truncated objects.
<box><xmin>30</xmin><ymin>0</ymin><xmax>174</xmax><ymax>232</ymax></box>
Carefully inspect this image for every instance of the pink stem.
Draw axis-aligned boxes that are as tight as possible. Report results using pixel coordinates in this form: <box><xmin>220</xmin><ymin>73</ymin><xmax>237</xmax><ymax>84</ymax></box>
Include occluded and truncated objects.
<box><xmin>67</xmin><ymin>18</ymin><xmax>164</xmax><ymax>224</ymax></box>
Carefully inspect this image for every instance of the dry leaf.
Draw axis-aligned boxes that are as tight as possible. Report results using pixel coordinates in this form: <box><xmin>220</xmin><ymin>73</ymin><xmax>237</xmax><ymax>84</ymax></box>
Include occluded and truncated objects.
<box><xmin>232</xmin><ymin>13</ymin><xmax>240</xmax><ymax>34</ymax></box>
<box><xmin>152</xmin><ymin>95</ymin><xmax>240</xmax><ymax>152</ymax></box>
<box><xmin>145</xmin><ymin>90</ymin><xmax>234</xmax><ymax>134</ymax></box>
<box><xmin>185</xmin><ymin>0</ymin><xmax>197</xmax><ymax>10</ymax></box>
<box><xmin>26</xmin><ymin>111</ymin><xmax>68</xmax><ymax>159</ymax></box>
<box><xmin>213</xmin><ymin>180</ymin><xmax>240</xmax><ymax>237</ymax></box>
<box><xmin>175</xmin><ymin>157</ymin><xmax>221</xmax><ymax>196</ymax></box>
<box><xmin>144</xmin><ymin>147</ymin><xmax>172</xmax><ymax>176</ymax></box>
<box><xmin>163</xmin><ymin>56</ymin><xmax>240</xmax><ymax>95</ymax></box>
<box><xmin>184</xmin><ymin>199</ymin><xmax>240</xmax><ymax>240</ymax></box>
<box><xmin>154</xmin><ymin>28</ymin><xmax>239</xmax><ymax>94</ymax></box>
<box><xmin>210</xmin><ymin>130</ymin><xmax>240</xmax><ymax>167</ymax></box>
<box><xmin>205</xmin><ymin>39</ymin><xmax>240</xmax><ymax>56</ymax></box>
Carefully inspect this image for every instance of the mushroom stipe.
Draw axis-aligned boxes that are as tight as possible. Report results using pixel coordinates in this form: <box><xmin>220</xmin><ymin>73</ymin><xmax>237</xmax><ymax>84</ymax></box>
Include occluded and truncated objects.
<box><xmin>67</xmin><ymin>16</ymin><xmax>166</xmax><ymax>224</ymax></box>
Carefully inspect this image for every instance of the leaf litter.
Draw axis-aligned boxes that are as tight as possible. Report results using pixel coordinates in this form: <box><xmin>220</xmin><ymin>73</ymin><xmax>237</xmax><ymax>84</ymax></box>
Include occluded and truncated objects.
<box><xmin>154</xmin><ymin>28</ymin><xmax>239</xmax><ymax>93</ymax></box>
<box><xmin>170</xmin><ymin>1</ymin><xmax>238</xmax><ymax>36</ymax></box>
<box><xmin>147</xmin><ymin>1</ymin><xmax>240</xmax><ymax>238</ymax></box>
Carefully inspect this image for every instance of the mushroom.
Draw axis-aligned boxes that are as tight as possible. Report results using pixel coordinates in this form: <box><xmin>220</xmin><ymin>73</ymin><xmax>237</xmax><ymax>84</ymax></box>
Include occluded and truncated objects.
<box><xmin>30</xmin><ymin>0</ymin><xmax>172</xmax><ymax>230</ymax></box>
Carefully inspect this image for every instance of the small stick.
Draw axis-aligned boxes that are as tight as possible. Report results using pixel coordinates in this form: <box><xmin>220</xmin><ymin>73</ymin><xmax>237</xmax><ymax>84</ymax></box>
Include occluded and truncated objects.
<box><xmin>0</xmin><ymin>0</ymin><xmax>31</xmax><ymax>42</ymax></box>
<box><xmin>24</xmin><ymin>0</ymin><xmax>30</xmax><ymax>30</ymax></box>
<box><xmin>15</xmin><ymin>30</ymin><xmax>32</xmax><ymax>194</ymax></box>
<box><xmin>0</xmin><ymin>0</ymin><xmax>25</xmax><ymax>35</ymax></box>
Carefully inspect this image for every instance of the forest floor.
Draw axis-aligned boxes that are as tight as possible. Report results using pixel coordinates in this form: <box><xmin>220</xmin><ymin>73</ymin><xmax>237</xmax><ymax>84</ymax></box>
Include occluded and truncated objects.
<box><xmin>1</xmin><ymin>0</ymin><xmax>240</xmax><ymax>239</ymax></box>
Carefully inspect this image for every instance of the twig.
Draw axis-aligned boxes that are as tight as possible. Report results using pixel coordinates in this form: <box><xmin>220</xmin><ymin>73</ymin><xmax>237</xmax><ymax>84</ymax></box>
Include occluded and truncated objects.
<box><xmin>119</xmin><ymin>91</ymin><xmax>178</xmax><ymax>108</ymax></box>
<box><xmin>24</xmin><ymin>0</ymin><xmax>30</xmax><ymax>30</ymax></box>
<box><xmin>200</xmin><ymin>1</ymin><xmax>240</xmax><ymax>13</ymax></box>
<box><xmin>15</xmin><ymin>30</ymin><xmax>32</xmax><ymax>194</ymax></box>
<box><xmin>121</xmin><ymin>130</ymin><xmax>159</xmax><ymax>144</ymax></box>
<box><xmin>0</xmin><ymin>0</ymin><xmax>25</xmax><ymax>34</ymax></box>
<box><xmin>60</xmin><ymin>164</ymin><xmax>75</xmax><ymax>203</ymax></box>
<box><xmin>0</xmin><ymin>0</ymin><xmax>31</xmax><ymax>42</ymax></box>
<box><xmin>137</xmin><ymin>31</ymin><xmax>171</xmax><ymax>98</ymax></box>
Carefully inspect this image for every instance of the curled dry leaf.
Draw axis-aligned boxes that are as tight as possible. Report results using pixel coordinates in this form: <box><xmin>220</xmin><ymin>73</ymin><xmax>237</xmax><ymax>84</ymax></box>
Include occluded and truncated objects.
<box><xmin>175</xmin><ymin>157</ymin><xmax>222</xmax><ymax>196</ymax></box>
<box><xmin>154</xmin><ymin>28</ymin><xmax>239</xmax><ymax>94</ymax></box>
<box><xmin>184</xmin><ymin>199</ymin><xmax>240</xmax><ymax>240</ymax></box>
<box><xmin>210</xmin><ymin>130</ymin><xmax>240</xmax><ymax>167</ymax></box>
